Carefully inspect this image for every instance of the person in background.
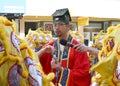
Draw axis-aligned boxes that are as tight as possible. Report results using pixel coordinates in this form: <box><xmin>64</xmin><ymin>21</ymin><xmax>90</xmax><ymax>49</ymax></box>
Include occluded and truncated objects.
<box><xmin>37</xmin><ymin>8</ymin><xmax>91</xmax><ymax>86</ymax></box>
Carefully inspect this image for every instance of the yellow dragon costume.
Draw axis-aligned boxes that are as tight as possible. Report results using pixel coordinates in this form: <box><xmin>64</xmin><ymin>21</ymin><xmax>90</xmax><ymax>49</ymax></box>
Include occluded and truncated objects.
<box><xmin>90</xmin><ymin>24</ymin><xmax>120</xmax><ymax>86</ymax></box>
<box><xmin>90</xmin><ymin>30</ymin><xmax>106</xmax><ymax>86</ymax></box>
<box><xmin>26</xmin><ymin>28</ymin><xmax>53</xmax><ymax>52</ymax></box>
<box><xmin>0</xmin><ymin>16</ymin><xmax>54</xmax><ymax>86</ymax></box>
<box><xmin>69</xmin><ymin>30</ymin><xmax>84</xmax><ymax>44</ymax></box>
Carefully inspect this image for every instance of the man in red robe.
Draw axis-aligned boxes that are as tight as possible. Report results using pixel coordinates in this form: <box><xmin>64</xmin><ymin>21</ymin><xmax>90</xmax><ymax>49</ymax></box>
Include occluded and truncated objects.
<box><xmin>38</xmin><ymin>8</ymin><xmax>91</xmax><ymax>86</ymax></box>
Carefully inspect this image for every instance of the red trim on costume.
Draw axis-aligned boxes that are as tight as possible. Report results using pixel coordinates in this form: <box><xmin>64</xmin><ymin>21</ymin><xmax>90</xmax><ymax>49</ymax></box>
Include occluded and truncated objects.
<box><xmin>28</xmin><ymin>64</ymin><xmax>40</xmax><ymax>86</ymax></box>
<box><xmin>7</xmin><ymin>63</ymin><xmax>17</xmax><ymax>86</ymax></box>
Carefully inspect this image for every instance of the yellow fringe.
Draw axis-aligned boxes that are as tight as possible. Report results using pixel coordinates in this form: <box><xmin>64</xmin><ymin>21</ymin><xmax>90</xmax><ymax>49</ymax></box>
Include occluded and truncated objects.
<box><xmin>0</xmin><ymin>16</ymin><xmax>12</xmax><ymax>26</ymax></box>
<box><xmin>19</xmin><ymin>37</ymin><xmax>34</xmax><ymax>60</ymax></box>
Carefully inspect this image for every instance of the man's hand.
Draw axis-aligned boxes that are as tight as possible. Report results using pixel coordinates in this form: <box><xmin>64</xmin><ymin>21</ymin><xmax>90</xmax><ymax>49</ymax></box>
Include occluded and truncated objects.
<box><xmin>51</xmin><ymin>58</ymin><xmax>62</xmax><ymax>71</ymax></box>
<box><xmin>74</xmin><ymin>44</ymin><xmax>99</xmax><ymax>57</ymax></box>
<box><xmin>38</xmin><ymin>45</ymin><xmax>56</xmax><ymax>58</ymax></box>
<box><xmin>74</xmin><ymin>44</ymin><xmax>88</xmax><ymax>52</ymax></box>
<box><xmin>43</xmin><ymin>45</ymin><xmax>56</xmax><ymax>54</ymax></box>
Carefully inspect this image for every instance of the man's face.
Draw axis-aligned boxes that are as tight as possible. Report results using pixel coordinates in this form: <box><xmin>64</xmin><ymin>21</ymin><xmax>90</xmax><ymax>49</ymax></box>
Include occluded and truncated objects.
<box><xmin>53</xmin><ymin>21</ymin><xmax>68</xmax><ymax>37</ymax></box>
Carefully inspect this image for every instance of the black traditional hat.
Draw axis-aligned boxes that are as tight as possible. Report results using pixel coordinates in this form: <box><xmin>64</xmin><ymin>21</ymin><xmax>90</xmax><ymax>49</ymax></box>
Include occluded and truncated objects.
<box><xmin>52</xmin><ymin>8</ymin><xmax>71</xmax><ymax>24</ymax></box>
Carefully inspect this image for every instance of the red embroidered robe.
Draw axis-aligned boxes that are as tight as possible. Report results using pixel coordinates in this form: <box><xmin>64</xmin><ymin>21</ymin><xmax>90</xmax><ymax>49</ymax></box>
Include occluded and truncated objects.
<box><xmin>39</xmin><ymin>39</ymin><xmax>91</xmax><ymax>86</ymax></box>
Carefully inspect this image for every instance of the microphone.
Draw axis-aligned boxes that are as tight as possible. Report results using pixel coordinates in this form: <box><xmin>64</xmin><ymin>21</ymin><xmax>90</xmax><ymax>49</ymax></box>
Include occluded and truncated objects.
<box><xmin>60</xmin><ymin>39</ymin><xmax>74</xmax><ymax>48</ymax></box>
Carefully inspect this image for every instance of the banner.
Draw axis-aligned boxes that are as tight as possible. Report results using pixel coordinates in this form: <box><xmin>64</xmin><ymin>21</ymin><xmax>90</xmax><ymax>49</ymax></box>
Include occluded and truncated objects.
<box><xmin>0</xmin><ymin>0</ymin><xmax>26</xmax><ymax>14</ymax></box>
<box><xmin>78</xmin><ymin>17</ymin><xmax>89</xmax><ymax>26</ymax></box>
